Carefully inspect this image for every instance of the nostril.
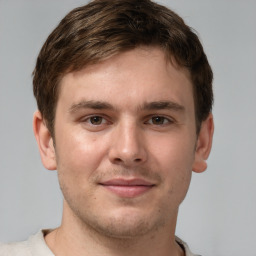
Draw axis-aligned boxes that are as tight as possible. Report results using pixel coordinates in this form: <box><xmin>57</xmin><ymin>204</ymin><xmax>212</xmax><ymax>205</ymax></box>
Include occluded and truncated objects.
<box><xmin>113</xmin><ymin>157</ymin><xmax>142</xmax><ymax>164</ymax></box>
<box><xmin>114</xmin><ymin>158</ymin><xmax>123</xmax><ymax>163</ymax></box>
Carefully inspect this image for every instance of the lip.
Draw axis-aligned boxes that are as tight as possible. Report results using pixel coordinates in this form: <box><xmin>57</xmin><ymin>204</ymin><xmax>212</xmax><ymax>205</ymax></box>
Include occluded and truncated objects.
<box><xmin>99</xmin><ymin>178</ymin><xmax>155</xmax><ymax>198</ymax></box>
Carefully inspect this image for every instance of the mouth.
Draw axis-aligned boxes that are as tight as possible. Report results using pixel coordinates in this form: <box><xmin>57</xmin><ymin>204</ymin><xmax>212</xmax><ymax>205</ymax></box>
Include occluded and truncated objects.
<box><xmin>99</xmin><ymin>178</ymin><xmax>155</xmax><ymax>198</ymax></box>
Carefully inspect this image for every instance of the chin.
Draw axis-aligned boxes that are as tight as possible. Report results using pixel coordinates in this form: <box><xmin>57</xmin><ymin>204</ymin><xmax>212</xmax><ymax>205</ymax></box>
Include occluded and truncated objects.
<box><xmin>80</xmin><ymin>208</ymin><xmax>167</xmax><ymax>239</ymax></box>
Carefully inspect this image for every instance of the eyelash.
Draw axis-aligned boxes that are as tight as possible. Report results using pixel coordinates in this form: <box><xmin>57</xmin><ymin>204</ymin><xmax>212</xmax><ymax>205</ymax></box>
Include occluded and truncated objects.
<box><xmin>82</xmin><ymin>115</ymin><xmax>109</xmax><ymax>126</ymax></box>
<box><xmin>81</xmin><ymin>115</ymin><xmax>174</xmax><ymax>127</ymax></box>
<box><xmin>145</xmin><ymin>115</ymin><xmax>174</xmax><ymax>126</ymax></box>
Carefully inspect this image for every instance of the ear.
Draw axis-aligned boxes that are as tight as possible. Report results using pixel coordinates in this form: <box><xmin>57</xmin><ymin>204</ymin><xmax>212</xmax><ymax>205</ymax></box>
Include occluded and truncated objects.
<box><xmin>192</xmin><ymin>113</ymin><xmax>214</xmax><ymax>173</ymax></box>
<box><xmin>33</xmin><ymin>110</ymin><xmax>57</xmax><ymax>170</ymax></box>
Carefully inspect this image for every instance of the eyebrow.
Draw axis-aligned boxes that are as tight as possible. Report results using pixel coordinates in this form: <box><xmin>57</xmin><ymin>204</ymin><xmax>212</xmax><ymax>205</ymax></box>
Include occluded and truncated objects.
<box><xmin>69</xmin><ymin>100</ymin><xmax>115</xmax><ymax>113</ymax></box>
<box><xmin>141</xmin><ymin>101</ymin><xmax>185</xmax><ymax>112</ymax></box>
<box><xmin>69</xmin><ymin>100</ymin><xmax>185</xmax><ymax>113</ymax></box>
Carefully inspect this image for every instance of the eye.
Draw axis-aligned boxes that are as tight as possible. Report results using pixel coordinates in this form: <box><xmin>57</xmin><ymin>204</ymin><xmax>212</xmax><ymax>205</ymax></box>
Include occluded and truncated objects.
<box><xmin>87</xmin><ymin>116</ymin><xmax>106</xmax><ymax>125</ymax></box>
<box><xmin>147</xmin><ymin>116</ymin><xmax>171</xmax><ymax>125</ymax></box>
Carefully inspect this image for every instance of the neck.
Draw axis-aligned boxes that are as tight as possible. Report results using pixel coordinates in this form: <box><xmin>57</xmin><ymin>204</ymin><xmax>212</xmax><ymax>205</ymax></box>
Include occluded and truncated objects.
<box><xmin>45</xmin><ymin>202</ymin><xmax>184</xmax><ymax>256</ymax></box>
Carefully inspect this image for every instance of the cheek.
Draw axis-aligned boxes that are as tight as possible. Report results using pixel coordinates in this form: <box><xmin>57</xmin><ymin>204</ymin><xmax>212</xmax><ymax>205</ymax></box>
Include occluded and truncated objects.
<box><xmin>55</xmin><ymin>128</ymin><xmax>108</xmax><ymax>179</ymax></box>
<box><xmin>149</xmin><ymin>133</ymin><xmax>195</xmax><ymax>192</ymax></box>
<box><xmin>150</xmin><ymin>132</ymin><xmax>195</xmax><ymax>168</ymax></box>
<box><xmin>55</xmin><ymin>134</ymin><xmax>105</xmax><ymax>201</ymax></box>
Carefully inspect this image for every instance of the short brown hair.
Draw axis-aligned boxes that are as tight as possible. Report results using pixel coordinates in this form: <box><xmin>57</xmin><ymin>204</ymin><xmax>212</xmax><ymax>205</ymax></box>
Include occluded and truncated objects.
<box><xmin>33</xmin><ymin>0</ymin><xmax>213</xmax><ymax>136</ymax></box>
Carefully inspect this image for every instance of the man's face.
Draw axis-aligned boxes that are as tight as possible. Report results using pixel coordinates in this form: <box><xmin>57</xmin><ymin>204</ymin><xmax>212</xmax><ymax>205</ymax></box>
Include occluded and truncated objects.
<box><xmin>49</xmin><ymin>47</ymin><xmax>203</xmax><ymax>237</ymax></box>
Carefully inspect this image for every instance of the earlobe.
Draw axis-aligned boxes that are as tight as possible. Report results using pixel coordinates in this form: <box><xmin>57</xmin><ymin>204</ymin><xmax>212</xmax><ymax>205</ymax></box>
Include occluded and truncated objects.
<box><xmin>33</xmin><ymin>111</ymin><xmax>57</xmax><ymax>170</ymax></box>
<box><xmin>192</xmin><ymin>114</ymin><xmax>214</xmax><ymax>173</ymax></box>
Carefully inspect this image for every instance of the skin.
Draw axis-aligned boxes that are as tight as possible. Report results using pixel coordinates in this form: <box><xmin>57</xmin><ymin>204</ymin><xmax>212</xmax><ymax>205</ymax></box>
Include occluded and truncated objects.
<box><xmin>34</xmin><ymin>47</ymin><xmax>214</xmax><ymax>256</ymax></box>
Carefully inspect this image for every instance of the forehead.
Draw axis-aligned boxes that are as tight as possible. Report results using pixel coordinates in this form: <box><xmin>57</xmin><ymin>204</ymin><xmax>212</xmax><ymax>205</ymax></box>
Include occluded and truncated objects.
<box><xmin>58</xmin><ymin>47</ymin><xmax>194</xmax><ymax>112</ymax></box>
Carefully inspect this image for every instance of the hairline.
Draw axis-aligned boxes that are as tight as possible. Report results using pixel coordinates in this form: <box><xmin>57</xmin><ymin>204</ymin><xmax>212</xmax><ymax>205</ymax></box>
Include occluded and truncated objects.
<box><xmin>47</xmin><ymin>45</ymin><xmax>201</xmax><ymax>139</ymax></box>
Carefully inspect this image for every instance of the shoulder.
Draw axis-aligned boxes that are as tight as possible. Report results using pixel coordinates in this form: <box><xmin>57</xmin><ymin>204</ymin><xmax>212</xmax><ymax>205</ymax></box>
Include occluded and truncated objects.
<box><xmin>0</xmin><ymin>230</ymin><xmax>54</xmax><ymax>256</ymax></box>
<box><xmin>0</xmin><ymin>240</ymin><xmax>31</xmax><ymax>256</ymax></box>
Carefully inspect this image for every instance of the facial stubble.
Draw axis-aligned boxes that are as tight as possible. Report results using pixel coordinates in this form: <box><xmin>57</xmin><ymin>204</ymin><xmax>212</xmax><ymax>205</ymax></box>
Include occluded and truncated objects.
<box><xmin>57</xmin><ymin>166</ymin><xmax>183</xmax><ymax>241</ymax></box>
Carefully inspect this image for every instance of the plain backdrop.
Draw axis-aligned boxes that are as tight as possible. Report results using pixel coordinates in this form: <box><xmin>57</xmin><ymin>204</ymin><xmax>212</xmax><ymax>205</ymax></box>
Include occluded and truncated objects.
<box><xmin>0</xmin><ymin>1</ymin><xmax>255</xmax><ymax>255</ymax></box>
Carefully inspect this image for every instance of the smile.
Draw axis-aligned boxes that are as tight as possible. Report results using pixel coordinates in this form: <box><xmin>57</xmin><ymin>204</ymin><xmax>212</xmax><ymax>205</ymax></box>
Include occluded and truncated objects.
<box><xmin>99</xmin><ymin>179</ymin><xmax>155</xmax><ymax>198</ymax></box>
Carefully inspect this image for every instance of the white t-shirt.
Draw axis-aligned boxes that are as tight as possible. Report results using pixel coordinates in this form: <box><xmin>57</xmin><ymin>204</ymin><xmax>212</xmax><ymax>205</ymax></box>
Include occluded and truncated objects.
<box><xmin>0</xmin><ymin>230</ymin><xmax>200</xmax><ymax>256</ymax></box>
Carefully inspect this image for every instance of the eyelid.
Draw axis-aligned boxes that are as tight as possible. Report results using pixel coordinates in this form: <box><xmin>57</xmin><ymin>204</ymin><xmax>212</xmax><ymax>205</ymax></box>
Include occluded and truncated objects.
<box><xmin>78</xmin><ymin>113</ymin><xmax>175</xmax><ymax>126</ymax></box>
<box><xmin>80</xmin><ymin>114</ymin><xmax>110</xmax><ymax>125</ymax></box>
<box><xmin>145</xmin><ymin>115</ymin><xmax>175</xmax><ymax>125</ymax></box>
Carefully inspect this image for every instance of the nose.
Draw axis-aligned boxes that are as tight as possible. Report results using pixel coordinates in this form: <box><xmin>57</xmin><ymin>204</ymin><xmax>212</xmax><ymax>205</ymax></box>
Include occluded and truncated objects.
<box><xmin>108</xmin><ymin>121</ymin><xmax>147</xmax><ymax>167</ymax></box>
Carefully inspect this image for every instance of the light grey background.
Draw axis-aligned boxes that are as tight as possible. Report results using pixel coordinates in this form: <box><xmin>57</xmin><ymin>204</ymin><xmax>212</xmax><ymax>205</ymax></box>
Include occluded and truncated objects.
<box><xmin>0</xmin><ymin>1</ymin><xmax>255</xmax><ymax>255</ymax></box>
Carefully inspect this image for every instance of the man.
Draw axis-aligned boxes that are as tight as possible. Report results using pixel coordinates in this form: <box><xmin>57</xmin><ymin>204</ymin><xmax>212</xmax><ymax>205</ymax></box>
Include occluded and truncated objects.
<box><xmin>0</xmin><ymin>0</ymin><xmax>214</xmax><ymax>255</ymax></box>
